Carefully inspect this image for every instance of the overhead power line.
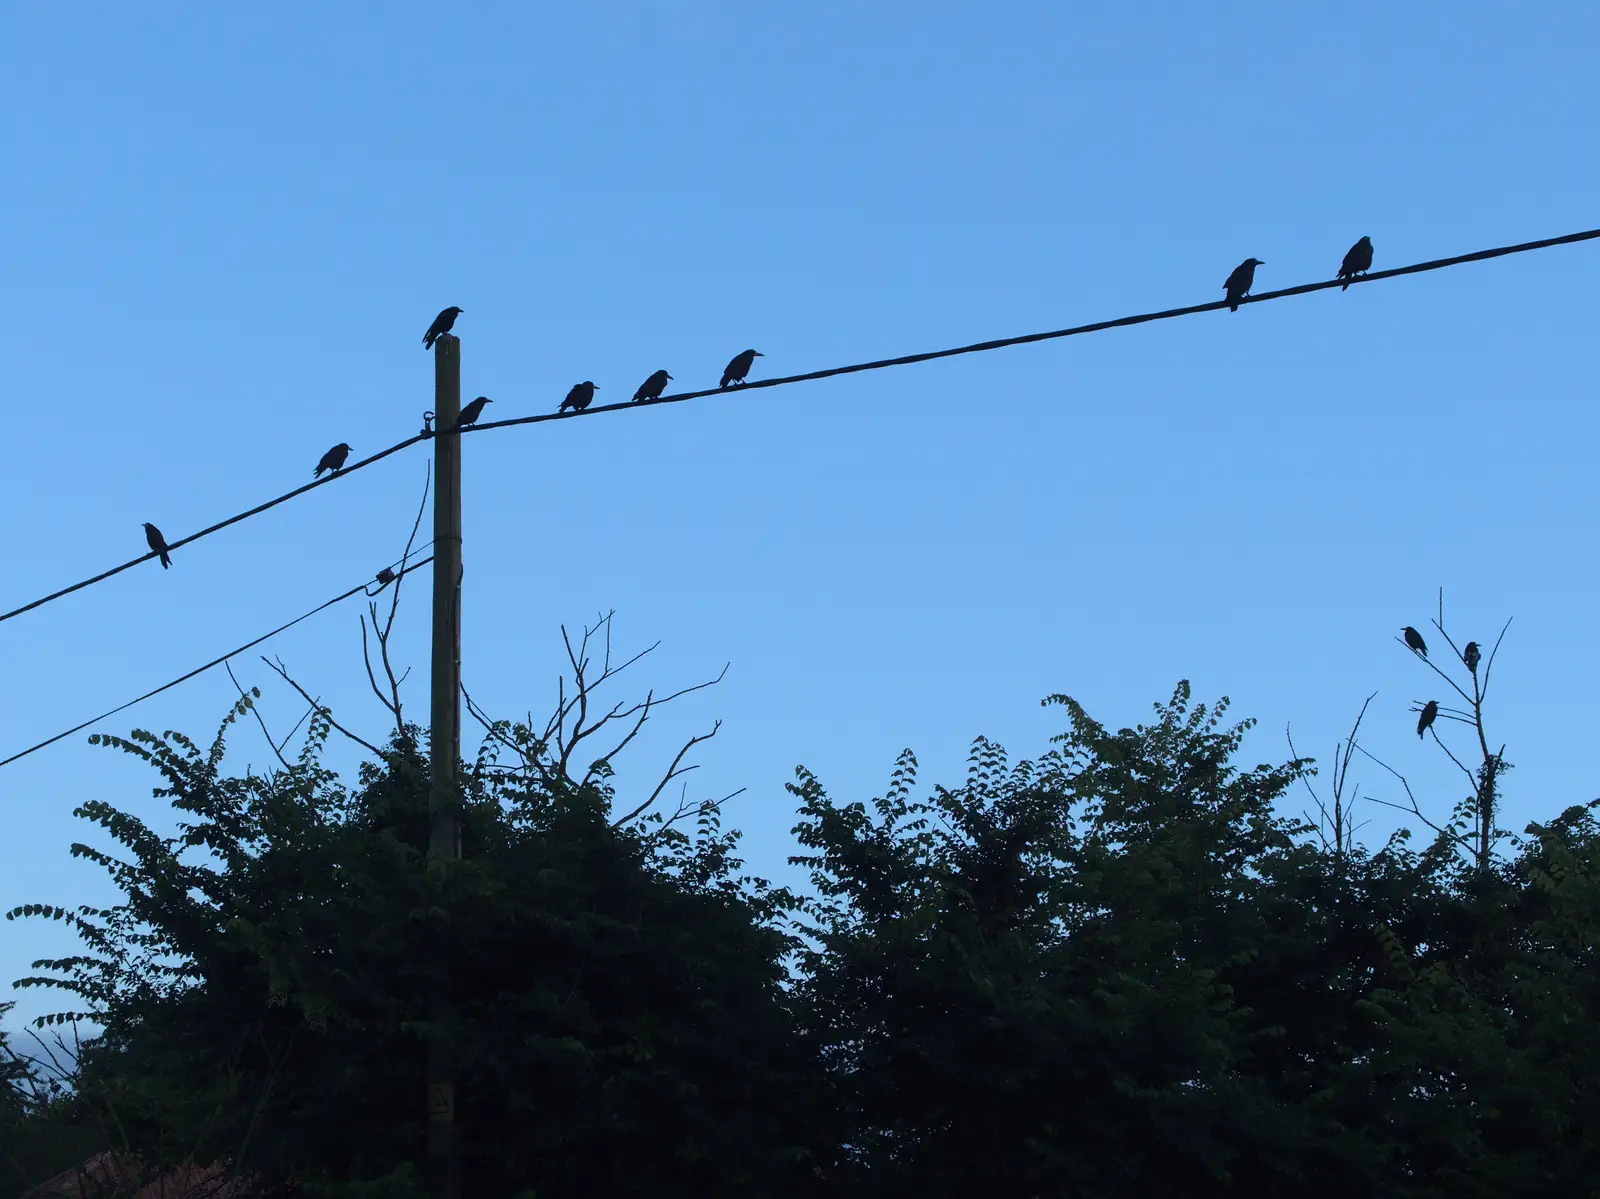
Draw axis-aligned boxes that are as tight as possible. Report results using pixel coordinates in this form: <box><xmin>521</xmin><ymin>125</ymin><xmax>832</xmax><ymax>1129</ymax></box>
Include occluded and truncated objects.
<box><xmin>0</xmin><ymin>553</ymin><xmax>433</xmax><ymax>770</ymax></box>
<box><xmin>466</xmin><ymin>225</ymin><xmax>1600</xmax><ymax>433</ymax></box>
<box><xmin>1</xmin><ymin>224</ymin><xmax>1595</xmax><ymax>632</ymax></box>
<box><xmin>0</xmin><ymin>436</ymin><xmax>427</xmax><ymax>628</ymax></box>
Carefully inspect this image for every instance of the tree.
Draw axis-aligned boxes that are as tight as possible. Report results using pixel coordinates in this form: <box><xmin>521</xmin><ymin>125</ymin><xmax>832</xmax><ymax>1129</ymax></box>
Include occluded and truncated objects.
<box><xmin>8</xmin><ymin>617</ymin><xmax>827</xmax><ymax>1198</ymax></box>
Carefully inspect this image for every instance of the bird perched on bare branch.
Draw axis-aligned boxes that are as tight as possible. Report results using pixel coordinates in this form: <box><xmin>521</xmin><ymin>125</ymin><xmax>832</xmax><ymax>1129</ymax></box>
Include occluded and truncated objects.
<box><xmin>455</xmin><ymin>396</ymin><xmax>492</xmax><ymax>429</ymax></box>
<box><xmin>633</xmin><ymin>370</ymin><xmax>673</xmax><ymax>402</ymax></box>
<box><xmin>1402</xmin><ymin>626</ymin><xmax>1428</xmax><ymax>656</ymax></box>
<box><xmin>143</xmin><ymin>523</ymin><xmax>172</xmax><ymax>569</ymax></box>
<box><xmin>1417</xmin><ymin>700</ymin><xmax>1439</xmax><ymax>738</ymax></box>
<box><xmin>1463</xmin><ymin>641</ymin><xmax>1481</xmax><ymax>673</ymax></box>
<box><xmin>1223</xmin><ymin>259</ymin><xmax>1263</xmax><ymax>312</ymax></box>
<box><xmin>1337</xmin><ymin>237</ymin><xmax>1373</xmax><ymax>290</ymax></box>
<box><xmin>559</xmin><ymin>381</ymin><xmax>598</xmax><ymax>413</ymax></box>
<box><xmin>315</xmin><ymin>443</ymin><xmax>352</xmax><ymax>477</ymax></box>
<box><xmin>721</xmin><ymin>349</ymin><xmax>763</xmax><ymax>388</ymax></box>
<box><xmin>423</xmin><ymin>306</ymin><xmax>463</xmax><ymax>350</ymax></box>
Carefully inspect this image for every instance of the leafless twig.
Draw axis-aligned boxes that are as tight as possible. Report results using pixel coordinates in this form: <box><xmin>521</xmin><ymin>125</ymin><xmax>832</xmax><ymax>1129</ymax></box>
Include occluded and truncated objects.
<box><xmin>225</xmin><ymin>662</ymin><xmax>292</xmax><ymax>772</ymax></box>
<box><xmin>361</xmin><ymin>463</ymin><xmax>430</xmax><ymax>743</ymax></box>
<box><xmin>262</xmin><ymin>656</ymin><xmax>384</xmax><ymax>758</ymax></box>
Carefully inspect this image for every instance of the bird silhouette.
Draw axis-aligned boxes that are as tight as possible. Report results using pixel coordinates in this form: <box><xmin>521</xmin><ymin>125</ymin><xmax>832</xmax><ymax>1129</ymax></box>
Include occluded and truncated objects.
<box><xmin>315</xmin><ymin>443</ymin><xmax>352</xmax><ymax>477</ymax></box>
<box><xmin>633</xmin><ymin>369</ymin><xmax>673</xmax><ymax>402</ymax></box>
<box><xmin>1402</xmin><ymin>626</ymin><xmax>1428</xmax><ymax>656</ymax></box>
<box><xmin>1417</xmin><ymin>700</ymin><xmax>1439</xmax><ymax>739</ymax></box>
<box><xmin>1337</xmin><ymin>237</ymin><xmax>1373</xmax><ymax>290</ymax></box>
<box><xmin>1223</xmin><ymin>259</ymin><xmax>1263</xmax><ymax>312</ymax></box>
<box><xmin>1463</xmin><ymin>641</ymin><xmax>1481</xmax><ymax>673</ymax></box>
<box><xmin>423</xmin><ymin>306</ymin><xmax>463</xmax><ymax>350</ymax></box>
<box><xmin>721</xmin><ymin>349</ymin><xmax>763</xmax><ymax>388</ymax></box>
<box><xmin>455</xmin><ymin>396</ymin><xmax>492</xmax><ymax>429</ymax></box>
<box><xmin>559</xmin><ymin>381</ymin><xmax>598</xmax><ymax>413</ymax></box>
<box><xmin>143</xmin><ymin>523</ymin><xmax>171</xmax><ymax>569</ymax></box>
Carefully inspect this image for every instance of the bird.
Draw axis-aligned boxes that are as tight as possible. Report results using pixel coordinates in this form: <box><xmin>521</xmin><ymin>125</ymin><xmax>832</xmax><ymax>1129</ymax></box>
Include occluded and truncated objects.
<box><xmin>143</xmin><ymin>523</ymin><xmax>171</xmax><ymax>569</ymax></box>
<box><xmin>1417</xmin><ymin>700</ymin><xmax>1439</xmax><ymax>739</ymax></box>
<box><xmin>1223</xmin><ymin>259</ymin><xmax>1263</xmax><ymax>312</ymax></box>
<box><xmin>375</xmin><ymin>567</ymin><xmax>396</xmax><ymax>587</ymax></box>
<box><xmin>455</xmin><ymin>396</ymin><xmax>492</xmax><ymax>429</ymax></box>
<box><xmin>559</xmin><ymin>381</ymin><xmax>598</xmax><ymax>413</ymax></box>
<box><xmin>720</xmin><ymin>349</ymin><xmax>764</xmax><ymax>388</ymax></box>
<box><xmin>1337</xmin><ymin>236</ymin><xmax>1373</xmax><ymax>290</ymax></box>
<box><xmin>423</xmin><ymin>306</ymin><xmax>463</xmax><ymax>350</ymax></box>
<box><xmin>1463</xmin><ymin>641</ymin><xmax>1481</xmax><ymax>673</ymax></box>
<box><xmin>314</xmin><ymin>443</ymin><xmax>352</xmax><ymax>477</ymax></box>
<box><xmin>1402</xmin><ymin>626</ymin><xmax>1428</xmax><ymax>657</ymax></box>
<box><xmin>633</xmin><ymin>369</ymin><xmax>673</xmax><ymax>402</ymax></box>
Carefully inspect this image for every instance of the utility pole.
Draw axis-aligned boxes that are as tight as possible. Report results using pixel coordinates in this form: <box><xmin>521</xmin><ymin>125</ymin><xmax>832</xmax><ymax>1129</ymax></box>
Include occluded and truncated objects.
<box><xmin>427</xmin><ymin>333</ymin><xmax>463</xmax><ymax>1199</ymax></box>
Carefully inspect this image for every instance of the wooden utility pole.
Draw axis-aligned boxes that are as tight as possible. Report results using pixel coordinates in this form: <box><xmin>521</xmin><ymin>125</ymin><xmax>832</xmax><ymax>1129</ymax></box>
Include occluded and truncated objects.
<box><xmin>427</xmin><ymin>333</ymin><xmax>463</xmax><ymax>1199</ymax></box>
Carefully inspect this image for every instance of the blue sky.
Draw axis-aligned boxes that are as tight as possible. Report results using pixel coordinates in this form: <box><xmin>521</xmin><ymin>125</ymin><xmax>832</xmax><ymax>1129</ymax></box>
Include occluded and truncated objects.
<box><xmin>2</xmin><ymin>2</ymin><xmax>1596</xmax><ymax>1028</ymax></box>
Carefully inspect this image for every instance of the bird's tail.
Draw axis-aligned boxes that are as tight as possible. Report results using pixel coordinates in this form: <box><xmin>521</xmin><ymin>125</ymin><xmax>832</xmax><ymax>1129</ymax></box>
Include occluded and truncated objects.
<box><xmin>160</xmin><ymin>552</ymin><xmax>171</xmax><ymax>569</ymax></box>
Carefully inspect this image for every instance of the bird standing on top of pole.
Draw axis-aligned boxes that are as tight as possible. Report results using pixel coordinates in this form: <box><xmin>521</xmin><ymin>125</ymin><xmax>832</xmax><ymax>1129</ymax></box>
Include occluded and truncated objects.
<box><xmin>424</xmin><ymin>307</ymin><xmax>463</xmax><ymax>350</ymax></box>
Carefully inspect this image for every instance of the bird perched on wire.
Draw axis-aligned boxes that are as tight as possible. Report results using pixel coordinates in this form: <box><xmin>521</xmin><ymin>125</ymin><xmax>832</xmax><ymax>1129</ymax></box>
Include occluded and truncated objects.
<box><xmin>143</xmin><ymin>523</ymin><xmax>172</xmax><ymax>570</ymax></box>
<box><xmin>423</xmin><ymin>306</ymin><xmax>463</xmax><ymax>350</ymax></box>
<box><xmin>1402</xmin><ymin>626</ymin><xmax>1428</xmax><ymax>657</ymax></box>
<box><xmin>455</xmin><ymin>396</ymin><xmax>492</xmax><ymax>430</ymax></box>
<box><xmin>1416</xmin><ymin>700</ymin><xmax>1439</xmax><ymax>739</ymax></box>
<box><xmin>1337</xmin><ymin>237</ymin><xmax>1373</xmax><ymax>290</ymax></box>
<box><xmin>720</xmin><ymin>349</ymin><xmax>763</xmax><ymax>388</ymax></box>
<box><xmin>1463</xmin><ymin>641</ymin><xmax>1481</xmax><ymax>673</ymax></box>
<box><xmin>315</xmin><ymin>443</ymin><xmax>352</xmax><ymax>477</ymax></box>
<box><xmin>633</xmin><ymin>369</ymin><xmax>673</xmax><ymax>402</ymax></box>
<box><xmin>1223</xmin><ymin>259</ymin><xmax>1263</xmax><ymax>312</ymax></box>
<box><xmin>559</xmin><ymin>381</ymin><xmax>598</xmax><ymax>413</ymax></box>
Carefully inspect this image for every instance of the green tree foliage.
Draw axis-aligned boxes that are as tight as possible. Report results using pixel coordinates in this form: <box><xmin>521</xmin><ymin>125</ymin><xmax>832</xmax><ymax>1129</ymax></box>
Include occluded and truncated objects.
<box><xmin>8</xmin><ymin>679</ymin><xmax>1598</xmax><ymax>1197</ymax></box>
<box><xmin>8</xmin><ymin>690</ymin><xmax>823</xmax><ymax>1197</ymax></box>
<box><xmin>789</xmin><ymin>682</ymin><xmax>1600</xmax><ymax>1197</ymax></box>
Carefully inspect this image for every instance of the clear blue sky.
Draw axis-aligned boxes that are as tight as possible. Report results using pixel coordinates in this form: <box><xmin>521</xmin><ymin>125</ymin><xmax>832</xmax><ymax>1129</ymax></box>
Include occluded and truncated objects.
<box><xmin>3</xmin><ymin>2</ymin><xmax>1596</xmax><ymax>1029</ymax></box>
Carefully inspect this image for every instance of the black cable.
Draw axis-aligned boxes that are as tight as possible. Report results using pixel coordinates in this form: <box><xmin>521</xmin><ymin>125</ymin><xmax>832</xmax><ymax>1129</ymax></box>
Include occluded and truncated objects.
<box><xmin>0</xmin><ymin>435</ymin><xmax>428</xmax><ymax>627</ymax></box>
<box><xmin>0</xmin><ymin>553</ymin><xmax>434</xmax><ymax>769</ymax></box>
<box><xmin>465</xmin><ymin>225</ymin><xmax>1600</xmax><ymax>434</ymax></box>
<box><xmin>3</xmin><ymin>224</ymin><xmax>1595</xmax><ymax>630</ymax></box>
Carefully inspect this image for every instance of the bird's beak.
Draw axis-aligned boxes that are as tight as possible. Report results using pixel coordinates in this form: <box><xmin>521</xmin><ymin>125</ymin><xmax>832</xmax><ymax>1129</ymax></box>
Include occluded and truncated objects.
<box><xmin>755</xmin><ymin>351</ymin><xmax>765</xmax><ymax>357</ymax></box>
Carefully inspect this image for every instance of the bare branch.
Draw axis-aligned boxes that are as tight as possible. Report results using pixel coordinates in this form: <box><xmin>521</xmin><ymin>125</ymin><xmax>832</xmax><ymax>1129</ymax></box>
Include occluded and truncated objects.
<box><xmin>1479</xmin><ymin>616</ymin><xmax>1514</xmax><ymax>698</ymax></box>
<box><xmin>1355</xmin><ymin>742</ymin><xmax>1475</xmax><ymax>854</ymax></box>
<box><xmin>610</xmin><ymin>720</ymin><xmax>723</xmax><ymax>827</ymax></box>
<box><xmin>224</xmin><ymin>661</ymin><xmax>292</xmax><ymax>772</ymax></box>
<box><xmin>262</xmin><ymin>656</ymin><xmax>385</xmax><ymax>757</ymax></box>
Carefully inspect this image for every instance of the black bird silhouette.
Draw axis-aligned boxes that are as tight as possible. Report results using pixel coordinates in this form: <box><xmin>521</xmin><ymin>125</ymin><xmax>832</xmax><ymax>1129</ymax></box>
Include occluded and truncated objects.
<box><xmin>376</xmin><ymin>567</ymin><xmax>396</xmax><ymax>587</ymax></box>
<box><xmin>559</xmin><ymin>381</ymin><xmax>598</xmax><ymax>413</ymax></box>
<box><xmin>720</xmin><ymin>349</ymin><xmax>763</xmax><ymax>388</ymax></box>
<box><xmin>455</xmin><ymin>396</ymin><xmax>492</xmax><ymax>429</ymax></box>
<box><xmin>143</xmin><ymin>523</ymin><xmax>171</xmax><ymax>569</ymax></box>
<box><xmin>1417</xmin><ymin>700</ymin><xmax>1439</xmax><ymax>739</ymax></box>
<box><xmin>633</xmin><ymin>369</ymin><xmax>673</xmax><ymax>402</ymax></box>
<box><xmin>1223</xmin><ymin>259</ymin><xmax>1263</xmax><ymax>312</ymax></box>
<box><xmin>423</xmin><ymin>306</ymin><xmax>463</xmax><ymax>350</ymax></box>
<box><xmin>315</xmin><ymin>443</ymin><xmax>352</xmax><ymax>477</ymax></box>
<box><xmin>1402</xmin><ymin>626</ymin><xmax>1428</xmax><ymax>656</ymax></box>
<box><xmin>1337</xmin><ymin>236</ymin><xmax>1373</xmax><ymax>290</ymax></box>
<box><xmin>1463</xmin><ymin>641</ymin><xmax>1481</xmax><ymax>673</ymax></box>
